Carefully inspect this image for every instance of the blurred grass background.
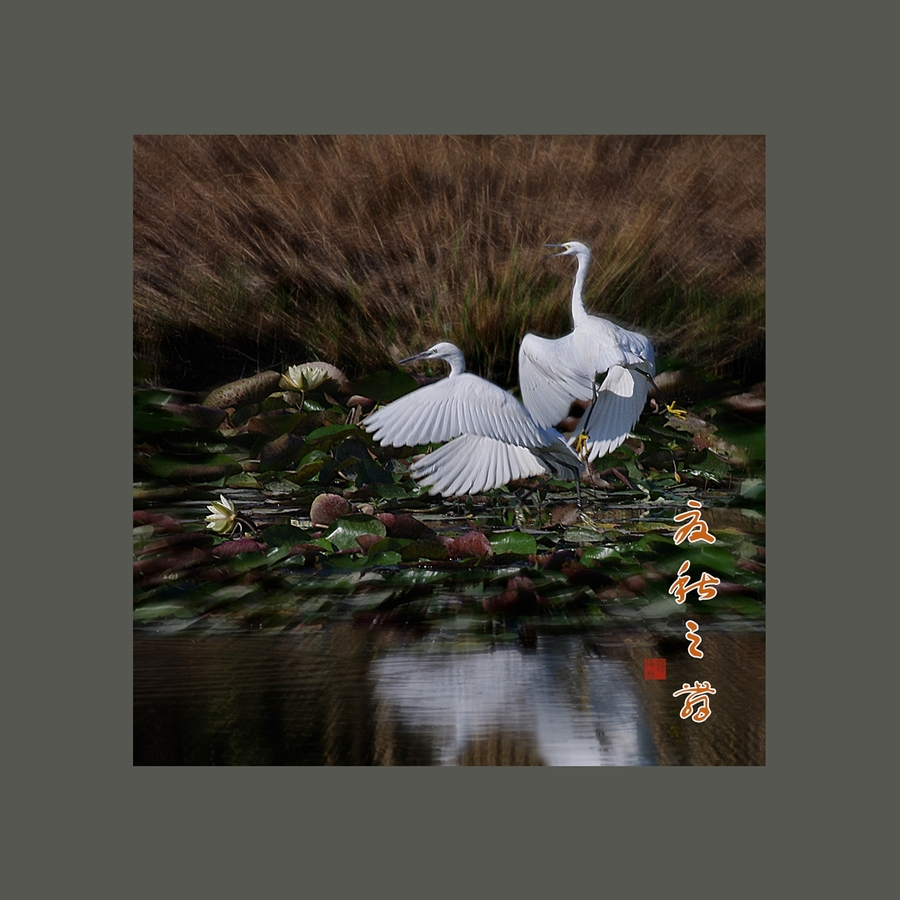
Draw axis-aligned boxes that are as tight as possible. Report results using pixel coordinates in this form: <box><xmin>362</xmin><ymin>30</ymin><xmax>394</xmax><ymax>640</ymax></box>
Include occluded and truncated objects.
<box><xmin>133</xmin><ymin>135</ymin><xmax>764</xmax><ymax>391</ymax></box>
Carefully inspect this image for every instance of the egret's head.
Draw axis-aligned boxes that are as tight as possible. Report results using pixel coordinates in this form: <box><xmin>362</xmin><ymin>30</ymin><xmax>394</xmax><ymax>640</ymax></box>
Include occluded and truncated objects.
<box><xmin>543</xmin><ymin>240</ymin><xmax>590</xmax><ymax>259</ymax></box>
<box><xmin>397</xmin><ymin>342</ymin><xmax>465</xmax><ymax>375</ymax></box>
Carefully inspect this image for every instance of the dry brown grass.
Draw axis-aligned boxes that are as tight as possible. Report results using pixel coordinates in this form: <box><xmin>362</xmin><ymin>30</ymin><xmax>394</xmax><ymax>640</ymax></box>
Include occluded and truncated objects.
<box><xmin>133</xmin><ymin>135</ymin><xmax>764</xmax><ymax>390</ymax></box>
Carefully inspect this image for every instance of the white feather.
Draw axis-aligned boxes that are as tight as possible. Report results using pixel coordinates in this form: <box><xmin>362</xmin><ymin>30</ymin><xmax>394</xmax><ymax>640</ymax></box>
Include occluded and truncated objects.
<box><xmin>519</xmin><ymin>242</ymin><xmax>655</xmax><ymax>461</ymax></box>
<box><xmin>363</xmin><ymin>342</ymin><xmax>583</xmax><ymax>497</ymax></box>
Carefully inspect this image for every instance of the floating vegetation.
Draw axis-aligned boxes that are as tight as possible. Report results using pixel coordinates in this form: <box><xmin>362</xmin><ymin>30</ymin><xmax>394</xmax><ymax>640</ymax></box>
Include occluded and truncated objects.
<box><xmin>134</xmin><ymin>358</ymin><xmax>765</xmax><ymax>635</ymax></box>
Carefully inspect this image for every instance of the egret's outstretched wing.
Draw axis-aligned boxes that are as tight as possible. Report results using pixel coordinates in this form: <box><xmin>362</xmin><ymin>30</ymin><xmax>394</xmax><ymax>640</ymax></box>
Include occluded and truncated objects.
<box><xmin>363</xmin><ymin>372</ymin><xmax>546</xmax><ymax>448</ymax></box>
<box><xmin>572</xmin><ymin>365</ymin><xmax>653</xmax><ymax>461</ymax></box>
<box><xmin>407</xmin><ymin>434</ymin><xmax>553</xmax><ymax>496</ymax></box>
<box><xmin>410</xmin><ymin>429</ymin><xmax>583</xmax><ymax>496</ymax></box>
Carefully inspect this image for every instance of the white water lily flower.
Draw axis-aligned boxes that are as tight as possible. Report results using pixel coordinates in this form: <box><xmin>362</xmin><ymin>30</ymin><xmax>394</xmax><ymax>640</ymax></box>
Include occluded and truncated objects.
<box><xmin>280</xmin><ymin>364</ymin><xmax>329</xmax><ymax>393</ymax></box>
<box><xmin>205</xmin><ymin>494</ymin><xmax>237</xmax><ymax>534</ymax></box>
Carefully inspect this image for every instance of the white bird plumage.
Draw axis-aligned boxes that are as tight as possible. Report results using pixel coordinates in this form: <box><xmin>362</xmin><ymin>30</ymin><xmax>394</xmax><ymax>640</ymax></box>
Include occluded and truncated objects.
<box><xmin>518</xmin><ymin>241</ymin><xmax>655</xmax><ymax>462</ymax></box>
<box><xmin>362</xmin><ymin>342</ymin><xmax>584</xmax><ymax>497</ymax></box>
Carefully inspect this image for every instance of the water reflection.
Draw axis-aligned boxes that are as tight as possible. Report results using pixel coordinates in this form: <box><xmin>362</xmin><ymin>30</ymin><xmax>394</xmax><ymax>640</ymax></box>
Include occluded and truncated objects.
<box><xmin>134</xmin><ymin>625</ymin><xmax>764</xmax><ymax>766</ymax></box>
<box><xmin>370</xmin><ymin>637</ymin><xmax>657</xmax><ymax>765</ymax></box>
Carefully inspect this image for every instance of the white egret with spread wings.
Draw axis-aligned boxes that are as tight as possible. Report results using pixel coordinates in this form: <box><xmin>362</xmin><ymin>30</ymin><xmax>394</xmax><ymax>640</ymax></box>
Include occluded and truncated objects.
<box><xmin>518</xmin><ymin>241</ymin><xmax>656</xmax><ymax>462</ymax></box>
<box><xmin>362</xmin><ymin>342</ymin><xmax>584</xmax><ymax>498</ymax></box>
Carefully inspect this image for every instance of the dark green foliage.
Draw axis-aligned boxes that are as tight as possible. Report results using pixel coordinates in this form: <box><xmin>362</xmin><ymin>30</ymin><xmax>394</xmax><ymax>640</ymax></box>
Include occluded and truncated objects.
<box><xmin>134</xmin><ymin>360</ymin><xmax>765</xmax><ymax>633</ymax></box>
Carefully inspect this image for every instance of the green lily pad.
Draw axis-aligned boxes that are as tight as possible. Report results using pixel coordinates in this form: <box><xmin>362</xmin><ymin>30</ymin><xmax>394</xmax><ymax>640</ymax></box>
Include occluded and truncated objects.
<box><xmin>262</xmin><ymin>524</ymin><xmax>316</xmax><ymax>547</ymax></box>
<box><xmin>321</xmin><ymin>514</ymin><xmax>387</xmax><ymax>551</ymax></box>
<box><xmin>714</xmin><ymin>422</ymin><xmax>766</xmax><ymax>462</ymax></box>
<box><xmin>655</xmin><ymin>544</ymin><xmax>737</xmax><ymax>577</ymax></box>
<box><xmin>284</xmin><ymin>459</ymin><xmax>326</xmax><ymax>484</ymax></box>
<box><xmin>488</xmin><ymin>531</ymin><xmax>538</xmax><ymax>556</ymax></box>
<box><xmin>226</xmin><ymin>472</ymin><xmax>262</xmax><ymax>488</ymax></box>
<box><xmin>580</xmin><ymin>545</ymin><xmax>624</xmax><ymax>564</ymax></box>
<box><xmin>306</xmin><ymin>423</ymin><xmax>365</xmax><ymax>449</ymax></box>
<box><xmin>367</xmin><ymin>550</ymin><xmax>404</xmax><ymax>567</ymax></box>
<box><xmin>246</xmin><ymin>411</ymin><xmax>306</xmax><ymax>438</ymax></box>
<box><xmin>561</xmin><ymin>526</ymin><xmax>609</xmax><ymax>543</ymax></box>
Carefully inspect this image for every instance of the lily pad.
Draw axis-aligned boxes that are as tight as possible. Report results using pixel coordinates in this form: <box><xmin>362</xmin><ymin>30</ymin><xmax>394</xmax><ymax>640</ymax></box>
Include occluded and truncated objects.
<box><xmin>321</xmin><ymin>514</ymin><xmax>387</xmax><ymax>551</ymax></box>
<box><xmin>655</xmin><ymin>544</ymin><xmax>737</xmax><ymax>578</ymax></box>
<box><xmin>262</xmin><ymin>524</ymin><xmax>317</xmax><ymax>548</ymax></box>
<box><xmin>561</xmin><ymin>526</ymin><xmax>610</xmax><ymax>544</ymax></box>
<box><xmin>488</xmin><ymin>531</ymin><xmax>538</xmax><ymax>556</ymax></box>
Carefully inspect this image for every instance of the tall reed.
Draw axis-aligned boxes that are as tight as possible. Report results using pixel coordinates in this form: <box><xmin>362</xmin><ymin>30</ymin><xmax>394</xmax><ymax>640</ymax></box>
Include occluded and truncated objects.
<box><xmin>134</xmin><ymin>135</ymin><xmax>764</xmax><ymax>389</ymax></box>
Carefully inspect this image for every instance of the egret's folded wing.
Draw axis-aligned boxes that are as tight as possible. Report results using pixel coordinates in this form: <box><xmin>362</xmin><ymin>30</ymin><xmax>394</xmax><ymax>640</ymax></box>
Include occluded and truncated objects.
<box><xmin>520</xmin><ymin>323</ymin><xmax>655</xmax><ymax>431</ymax></box>
<box><xmin>571</xmin><ymin>366</ymin><xmax>651</xmax><ymax>461</ymax></box>
<box><xmin>618</xmin><ymin>329</ymin><xmax>655</xmax><ymax>374</ymax></box>
<box><xmin>518</xmin><ymin>333</ymin><xmax>597</xmax><ymax>428</ymax></box>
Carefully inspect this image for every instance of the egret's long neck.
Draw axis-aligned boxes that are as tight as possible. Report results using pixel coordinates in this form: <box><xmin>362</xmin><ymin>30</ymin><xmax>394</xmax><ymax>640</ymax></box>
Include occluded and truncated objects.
<box><xmin>570</xmin><ymin>249</ymin><xmax>590</xmax><ymax>326</ymax></box>
<box><xmin>445</xmin><ymin>349</ymin><xmax>466</xmax><ymax>377</ymax></box>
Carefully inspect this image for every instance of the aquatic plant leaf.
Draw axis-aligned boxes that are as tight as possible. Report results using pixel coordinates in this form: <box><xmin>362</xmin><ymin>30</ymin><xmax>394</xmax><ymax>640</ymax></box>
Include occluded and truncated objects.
<box><xmin>322</xmin><ymin>514</ymin><xmax>387</xmax><ymax>551</ymax></box>
<box><xmin>739</xmin><ymin>478</ymin><xmax>766</xmax><ymax>502</ymax></box>
<box><xmin>325</xmin><ymin>439</ymin><xmax>394</xmax><ymax>486</ymax></box>
<box><xmin>306</xmin><ymin>423</ymin><xmax>364</xmax><ymax>448</ymax></box>
<box><xmin>713</xmin><ymin>422</ymin><xmax>765</xmax><ymax>462</ymax></box>
<box><xmin>285</xmin><ymin>538</ymin><xmax>334</xmax><ymax>555</ymax></box>
<box><xmin>629</xmin><ymin>532</ymin><xmax>679</xmax><ymax>553</ymax></box>
<box><xmin>561</xmin><ymin>526</ymin><xmax>609</xmax><ymax>544</ymax></box>
<box><xmin>580</xmin><ymin>546</ymin><xmax>624</xmax><ymax>564</ymax></box>
<box><xmin>655</xmin><ymin>544</ymin><xmax>737</xmax><ymax>577</ymax></box>
<box><xmin>246</xmin><ymin>411</ymin><xmax>306</xmax><ymax>438</ymax></box>
<box><xmin>259</xmin><ymin>434</ymin><xmax>307</xmax><ymax>471</ymax></box>
<box><xmin>374</xmin><ymin>483</ymin><xmax>417</xmax><ymax>500</ymax></box>
<box><xmin>133</xmin><ymin>409</ymin><xmax>194</xmax><ymax>433</ymax></box>
<box><xmin>398</xmin><ymin>539</ymin><xmax>449</xmax><ymax>562</ymax></box>
<box><xmin>367</xmin><ymin>551</ymin><xmax>404</xmax><ymax>567</ymax></box>
<box><xmin>363</xmin><ymin>537</ymin><xmax>405</xmax><ymax>556</ymax></box>
<box><xmin>488</xmin><ymin>531</ymin><xmax>538</xmax><ymax>556</ymax></box>
<box><xmin>319</xmin><ymin>554</ymin><xmax>373</xmax><ymax>571</ymax></box>
<box><xmin>703</xmin><ymin>594</ymin><xmax>766</xmax><ymax>617</ymax></box>
<box><xmin>262</xmin><ymin>524</ymin><xmax>316</xmax><ymax>547</ymax></box>
<box><xmin>377</xmin><ymin>567</ymin><xmax>449</xmax><ymax>587</ymax></box>
<box><xmin>223</xmin><ymin>550</ymin><xmax>277</xmax><ymax>572</ymax></box>
<box><xmin>285</xmin><ymin>459</ymin><xmax>326</xmax><ymax>484</ymax></box>
<box><xmin>225</xmin><ymin>472</ymin><xmax>262</xmax><ymax>488</ymax></box>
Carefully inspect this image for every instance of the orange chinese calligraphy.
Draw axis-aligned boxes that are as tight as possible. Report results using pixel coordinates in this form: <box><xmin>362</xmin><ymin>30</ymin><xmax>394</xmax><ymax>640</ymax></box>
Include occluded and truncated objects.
<box><xmin>673</xmin><ymin>681</ymin><xmax>717</xmax><ymax>722</ymax></box>
<box><xmin>673</xmin><ymin>499</ymin><xmax>716</xmax><ymax>546</ymax></box>
<box><xmin>672</xmin><ymin>501</ymin><xmax>718</xmax><ymax>722</ymax></box>
<box><xmin>668</xmin><ymin>559</ymin><xmax>721</xmax><ymax>604</ymax></box>
<box><xmin>685</xmin><ymin>620</ymin><xmax>703</xmax><ymax>658</ymax></box>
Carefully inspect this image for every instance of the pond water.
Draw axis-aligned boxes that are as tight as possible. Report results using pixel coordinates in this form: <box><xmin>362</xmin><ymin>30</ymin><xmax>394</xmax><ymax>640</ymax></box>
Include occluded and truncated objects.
<box><xmin>134</xmin><ymin>621</ymin><xmax>764</xmax><ymax>766</ymax></box>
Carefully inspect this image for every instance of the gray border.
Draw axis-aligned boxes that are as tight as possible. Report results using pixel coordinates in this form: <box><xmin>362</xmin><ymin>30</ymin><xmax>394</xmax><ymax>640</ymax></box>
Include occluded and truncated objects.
<box><xmin>15</xmin><ymin>0</ymin><xmax>848</xmax><ymax>890</ymax></box>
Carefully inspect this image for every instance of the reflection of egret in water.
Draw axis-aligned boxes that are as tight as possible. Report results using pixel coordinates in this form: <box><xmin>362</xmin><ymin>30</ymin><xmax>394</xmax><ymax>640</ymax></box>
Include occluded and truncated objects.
<box><xmin>370</xmin><ymin>636</ymin><xmax>657</xmax><ymax>766</ymax></box>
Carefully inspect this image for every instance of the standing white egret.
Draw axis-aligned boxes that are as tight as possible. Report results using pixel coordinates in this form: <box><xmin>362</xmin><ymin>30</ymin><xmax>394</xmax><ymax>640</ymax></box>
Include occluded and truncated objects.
<box><xmin>518</xmin><ymin>241</ymin><xmax>656</xmax><ymax>462</ymax></box>
<box><xmin>362</xmin><ymin>342</ymin><xmax>584</xmax><ymax>497</ymax></box>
